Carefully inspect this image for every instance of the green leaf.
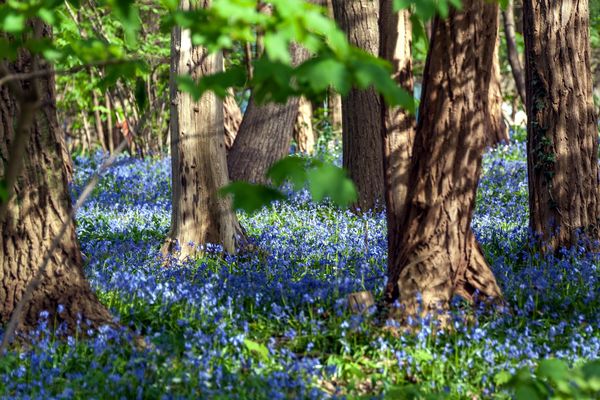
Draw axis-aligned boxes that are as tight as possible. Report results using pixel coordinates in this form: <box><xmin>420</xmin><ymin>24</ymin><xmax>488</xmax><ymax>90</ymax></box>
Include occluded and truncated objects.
<box><xmin>296</xmin><ymin>57</ymin><xmax>351</xmax><ymax>96</ymax></box>
<box><xmin>494</xmin><ymin>370</ymin><xmax>513</xmax><ymax>386</ymax></box>
<box><xmin>306</xmin><ymin>163</ymin><xmax>357</xmax><ymax>207</ymax></box>
<box><xmin>134</xmin><ymin>78</ymin><xmax>148</xmax><ymax>111</ymax></box>
<box><xmin>266</xmin><ymin>156</ymin><xmax>309</xmax><ymax>190</ymax></box>
<box><xmin>197</xmin><ymin>66</ymin><xmax>247</xmax><ymax>99</ymax></box>
<box><xmin>1</xmin><ymin>12</ymin><xmax>25</xmax><ymax>34</ymax></box>
<box><xmin>176</xmin><ymin>75</ymin><xmax>202</xmax><ymax>101</ymax></box>
<box><xmin>264</xmin><ymin>32</ymin><xmax>291</xmax><ymax>64</ymax></box>
<box><xmin>536</xmin><ymin>358</ymin><xmax>570</xmax><ymax>383</ymax></box>
<box><xmin>243</xmin><ymin>339</ymin><xmax>269</xmax><ymax>362</ymax></box>
<box><xmin>219</xmin><ymin>182</ymin><xmax>285</xmax><ymax>214</ymax></box>
<box><xmin>0</xmin><ymin>179</ymin><xmax>8</xmax><ymax>203</ymax></box>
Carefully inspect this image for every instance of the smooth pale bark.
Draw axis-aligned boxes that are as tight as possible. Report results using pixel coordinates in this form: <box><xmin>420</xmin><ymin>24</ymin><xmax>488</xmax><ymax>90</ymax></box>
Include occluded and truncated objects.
<box><xmin>488</xmin><ymin>33</ymin><xmax>510</xmax><ymax>147</ymax></box>
<box><xmin>502</xmin><ymin>0</ymin><xmax>526</xmax><ymax>105</ymax></box>
<box><xmin>379</xmin><ymin>1</ymin><xmax>415</xmax><ymax>284</ymax></box>
<box><xmin>332</xmin><ymin>0</ymin><xmax>385</xmax><ymax>211</ymax></box>
<box><xmin>223</xmin><ymin>88</ymin><xmax>241</xmax><ymax>150</ymax></box>
<box><xmin>385</xmin><ymin>0</ymin><xmax>503</xmax><ymax>320</ymax></box>
<box><xmin>523</xmin><ymin>0</ymin><xmax>600</xmax><ymax>250</ymax></box>
<box><xmin>165</xmin><ymin>0</ymin><xmax>239</xmax><ymax>257</ymax></box>
<box><xmin>227</xmin><ymin>44</ymin><xmax>309</xmax><ymax>184</ymax></box>
<box><xmin>293</xmin><ymin>96</ymin><xmax>316</xmax><ymax>154</ymax></box>
<box><xmin>0</xmin><ymin>23</ymin><xmax>111</xmax><ymax>332</ymax></box>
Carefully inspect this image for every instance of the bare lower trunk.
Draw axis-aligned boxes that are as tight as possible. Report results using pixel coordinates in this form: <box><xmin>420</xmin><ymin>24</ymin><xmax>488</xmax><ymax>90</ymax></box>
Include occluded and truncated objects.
<box><xmin>385</xmin><ymin>0</ymin><xmax>503</xmax><ymax>320</ymax></box>
<box><xmin>332</xmin><ymin>0</ymin><xmax>385</xmax><ymax>211</ymax></box>
<box><xmin>294</xmin><ymin>96</ymin><xmax>316</xmax><ymax>154</ymax></box>
<box><xmin>523</xmin><ymin>0</ymin><xmax>600</xmax><ymax>251</ymax></box>
<box><xmin>502</xmin><ymin>0</ymin><xmax>526</xmax><ymax>105</ymax></box>
<box><xmin>165</xmin><ymin>0</ymin><xmax>239</xmax><ymax>257</ymax></box>
<box><xmin>0</xmin><ymin>24</ymin><xmax>111</xmax><ymax>333</ymax></box>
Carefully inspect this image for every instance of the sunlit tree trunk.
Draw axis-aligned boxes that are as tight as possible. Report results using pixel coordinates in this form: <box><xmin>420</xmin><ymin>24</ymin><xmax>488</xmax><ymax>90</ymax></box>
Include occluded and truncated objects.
<box><xmin>385</xmin><ymin>0</ymin><xmax>503</xmax><ymax>320</ymax></box>
<box><xmin>523</xmin><ymin>0</ymin><xmax>600</xmax><ymax>251</ymax></box>
<box><xmin>223</xmin><ymin>88</ymin><xmax>241</xmax><ymax>150</ymax></box>
<box><xmin>332</xmin><ymin>0</ymin><xmax>385</xmax><ymax>211</ymax></box>
<box><xmin>293</xmin><ymin>96</ymin><xmax>316</xmax><ymax>154</ymax></box>
<box><xmin>488</xmin><ymin>33</ymin><xmax>509</xmax><ymax>147</ymax></box>
<box><xmin>379</xmin><ymin>1</ymin><xmax>415</xmax><ymax>289</ymax></box>
<box><xmin>0</xmin><ymin>21</ymin><xmax>111</xmax><ymax>333</ymax></box>
<box><xmin>164</xmin><ymin>0</ymin><xmax>239</xmax><ymax>257</ymax></box>
<box><xmin>502</xmin><ymin>0</ymin><xmax>526</xmax><ymax>105</ymax></box>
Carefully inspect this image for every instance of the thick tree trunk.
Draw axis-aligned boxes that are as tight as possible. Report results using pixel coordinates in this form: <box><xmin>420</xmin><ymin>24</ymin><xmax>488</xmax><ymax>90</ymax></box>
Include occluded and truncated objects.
<box><xmin>0</xmin><ymin>24</ymin><xmax>111</xmax><ymax>333</ymax></box>
<box><xmin>488</xmin><ymin>33</ymin><xmax>510</xmax><ymax>147</ymax></box>
<box><xmin>379</xmin><ymin>2</ymin><xmax>415</xmax><ymax>284</ymax></box>
<box><xmin>293</xmin><ymin>96</ymin><xmax>316</xmax><ymax>154</ymax></box>
<box><xmin>332</xmin><ymin>0</ymin><xmax>385</xmax><ymax>211</ymax></box>
<box><xmin>227</xmin><ymin>44</ymin><xmax>308</xmax><ymax>184</ymax></box>
<box><xmin>385</xmin><ymin>0</ymin><xmax>503</xmax><ymax>320</ymax></box>
<box><xmin>523</xmin><ymin>0</ymin><xmax>600</xmax><ymax>251</ymax></box>
<box><xmin>223</xmin><ymin>88</ymin><xmax>242</xmax><ymax>150</ymax></box>
<box><xmin>502</xmin><ymin>0</ymin><xmax>527</xmax><ymax>105</ymax></box>
<box><xmin>165</xmin><ymin>0</ymin><xmax>239</xmax><ymax>257</ymax></box>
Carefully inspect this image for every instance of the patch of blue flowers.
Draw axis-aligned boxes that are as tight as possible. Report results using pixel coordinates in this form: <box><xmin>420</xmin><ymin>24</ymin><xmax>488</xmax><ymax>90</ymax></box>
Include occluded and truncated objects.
<box><xmin>1</xmin><ymin>141</ymin><xmax>599</xmax><ymax>399</ymax></box>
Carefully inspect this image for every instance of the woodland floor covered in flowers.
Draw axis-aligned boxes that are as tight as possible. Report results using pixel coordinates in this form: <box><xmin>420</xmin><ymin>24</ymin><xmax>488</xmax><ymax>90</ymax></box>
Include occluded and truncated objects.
<box><xmin>1</xmin><ymin>139</ymin><xmax>600</xmax><ymax>399</ymax></box>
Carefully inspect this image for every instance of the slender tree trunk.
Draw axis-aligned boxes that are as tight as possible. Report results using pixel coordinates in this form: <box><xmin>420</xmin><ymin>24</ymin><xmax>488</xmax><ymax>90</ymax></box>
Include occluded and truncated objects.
<box><xmin>502</xmin><ymin>0</ymin><xmax>526</xmax><ymax>105</ymax></box>
<box><xmin>105</xmin><ymin>92</ymin><xmax>114</xmax><ymax>153</ymax></box>
<box><xmin>523</xmin><ymin>0</ymin><xmax>600</xmax><ymax>250</ymax></box>
<box><xmin>223</xmin><ymin>88</ymin><xmax>241</xmax><ymax>150</ymax></box>
<box><xmin>164</xmin><ymin>0</ymin><xmax>239</xmax><ymax>258</ymax></box>
<box><xmin>91</xmin><ymin>70</ymin><xmax>107</xmax><ymax>152</ymax></box>
<box><xmin>81</xmin><ymin>111</ymin><xmax>92</xmax><ymax>152</ymax></box>
<box><xmin>488</xmin><ymin>33</ymin><xmax>510</xmax><ymax>147</ymax></box>
<box><xmin>294</xmin><ymin>96</ymin><xmax>316</xmax><ymax>154</ymax></box>
<box><xmin>332</xmin><ymin>0</ymin><xmax>385</xmax><ymax>211</ymax></box>
<box><xmin>227</xmin><ymin>44</ymin><xmax>309</xmax><ymax>183</ymax></box>
<box><xmin>385</xmin><ymin>0</ymin><xmax>503</xmax><ymax>320</ymax></box>
<box><xmin>0</xmin><ymin>23</ymin><xmax>111</xmax><ymax>332</ymax></box>
<box><xmin>326</xmin><ymin>0</ymin><xmax>342</xmax><ymax>135</ymax></box>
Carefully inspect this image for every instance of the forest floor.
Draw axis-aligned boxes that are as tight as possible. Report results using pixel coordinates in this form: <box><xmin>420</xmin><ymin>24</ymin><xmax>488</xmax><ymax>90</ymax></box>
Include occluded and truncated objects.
<box><xmin>1</xmin><ymin>138</ymin><xmax>600</xmax><ymax>399</ymax></box>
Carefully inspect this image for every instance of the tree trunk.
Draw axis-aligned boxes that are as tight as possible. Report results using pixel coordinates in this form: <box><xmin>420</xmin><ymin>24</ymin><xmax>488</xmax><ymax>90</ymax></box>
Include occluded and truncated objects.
<box><xmin>165</xmin><ymin>0</ymin><xmax>239</xmax><ymax>257</ymax></box>
<box><xmin>227</xmin><ymin>44</ymin><xmax>309</xmax><ymax>184</ymax></box>
<box><xmin>379</xmin><ymin>1</ymin><xmax>415</xmax><ymax>288</ymax></box>
<box><xmin>223</xmin><ymin>88</ymin><xmax>241</xmax><ymax>150</ymax></box>
<box><xmin>91</xmin><ymin>70</ymin><xmax>107</xmax><ymax>152</ymax></box>
<box><xmin>523</xmin><ymin>0</ymin><xmax>600</xmax><ymax>251</ymax></box>
<box><xmin>0</xmin><ymin>23</ymin><xmax>111</xmax><ymax>333</ymax></box>
<box><xmin>326</xmin><ymin>0</ymin><xmax>343</xmax><ymax>135</ymax></box>
<box><xmin>294</xmin><ymin>96</ymin><xmax>316</xmax><ymax>154</ymax></box>
<box><xmin>488</xmin><ymin>33</ymin><xmax>510</xmax><ymax>147</ymax></box>
<box><xmin>332</xmin><ymin>0</ymin><xmax>385</xmax><ymax>211</ymax></box>
<box><xmin>502</xmin><ymin>0</ymin><xmax>527</xmax><ymax>105</ymax></box>
<box><xmin>105</xmin><ymin>91</ymin><xmax>114</xmax><ymax>153</ymax></box>
<box><xmin>385</xmin><ymin>0</ymin><xmax>503</xmax><ymax>320</ymax></box>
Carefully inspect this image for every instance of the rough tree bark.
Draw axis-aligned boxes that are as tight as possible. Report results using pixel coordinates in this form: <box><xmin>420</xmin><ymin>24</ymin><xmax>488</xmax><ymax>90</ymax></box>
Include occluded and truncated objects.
<box><xmin>502</xmin><ymin>0</ymin><xmax>526</xmax><ymax>105</ymax></box>
<box><xmin>227</xmin><ymin>44</ymin><xmax>308</xmax><ymax>184</ymax></box>
<box><xmin>379</xmin><ymin>1</ymin><xmax>415</xmax><ymax>287</ymax></box>
<box><xmin>164</xmin><ymin>0</ymin><xmax>239</xmax><ymax>257</ymax></box>
<box><xmin>523</xmin><ymin>0</ymin><xmax>600</xmax><ymax>250</ymax></box>
<box><xmin>0</xmin><ymin>23</ymin><xmax>111</xmax><ymax>333</ymax></box>
<box><xmin>385</xmin><ymin>0</ymin><xmax>503</xmax><ymax>320</ymax></box>
<box><xmin>488</xmin><ymin>33</ymin><xmax>510</xmax><ymax>147</ymax></box>
<box><xmin>332</xmin><ymin>0</ymin><xmax>385</xmax><ymax>211</ymax></box>
<box><xmin>293</xmin><ymin>96</ymin><xmax>316</xmax><ymax>154</ymax></box>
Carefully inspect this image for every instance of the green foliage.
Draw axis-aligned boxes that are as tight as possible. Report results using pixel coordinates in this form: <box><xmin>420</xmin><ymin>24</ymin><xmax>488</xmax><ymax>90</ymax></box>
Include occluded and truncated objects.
<box><xmin>393</xmin><ymin>0</ymin><xmax>462</xmax><ymax>20</ymax></box>
<box><xmin>219</xmin><ymin>182</ymin><xmax>286</xmax><ymax>214</ymax></box>
<box><xmin>220</xmin><ymin>156</ymin><xmax>358</xmax><ymax>214</ymax></box>
<box><xmin>500</xmin><ymin>359</ymin><xmax>600</xmax><ymax>399</ymax></box>
<box><xmin>0</xmin><ymin>179</ymin><xmax>7</xmax><ymax>203</ymax></box>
